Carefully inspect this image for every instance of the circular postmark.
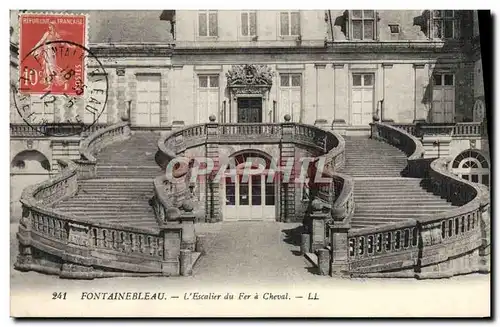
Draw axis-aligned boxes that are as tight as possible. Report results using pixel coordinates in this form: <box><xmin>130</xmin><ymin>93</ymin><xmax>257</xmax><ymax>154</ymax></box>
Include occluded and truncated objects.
<box><xmin>12</xmin><ymin>40</ymin><xmax>109</xmax><ymax>137</ymax></box>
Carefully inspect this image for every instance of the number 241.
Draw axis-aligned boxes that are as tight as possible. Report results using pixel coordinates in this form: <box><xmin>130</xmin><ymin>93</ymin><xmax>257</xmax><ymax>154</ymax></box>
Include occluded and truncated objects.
<box><xmin>52</xmin><ymin>292</ymin><xmax>67</xmax><ymax>300</ymax></box>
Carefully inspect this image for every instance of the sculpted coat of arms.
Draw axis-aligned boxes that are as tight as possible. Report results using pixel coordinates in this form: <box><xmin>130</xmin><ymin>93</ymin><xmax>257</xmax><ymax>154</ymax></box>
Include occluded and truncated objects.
<box><xmin>226</xmin><ymin>64</ymin><xmax>274</xmax><ymax>87</ymax></box>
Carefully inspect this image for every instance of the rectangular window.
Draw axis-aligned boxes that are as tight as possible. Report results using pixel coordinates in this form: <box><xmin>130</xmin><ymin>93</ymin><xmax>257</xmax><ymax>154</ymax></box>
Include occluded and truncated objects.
<box><xmin>433</xmin><ymin>10</ymin><xmax>458</xmax><ymax>39</ymax></box>
<box><xmin>432</xmin><ymin>73</ymin><xmax>455</xmax><ymax>123</ymax></box>
<box><xmin>280</xmin><ymin>11</ymin><xmax>300</xmax><ymax>36</ymax></box>
<box><xmin>349</xmin><ymin>10</ymin><xmax>376</xmax><ymax>40</ymax></box>
<box><xmin>198</xmin><ymin>11</ymin><xmax>218</xmax><ymax>37</ymax></box>
<box><xmin>279</xmin><ymin>73</ymin><xmax>302</xmax><ymax>122</ymax></box>
<box><xmin>241</xmin><ymin>11</ymin><xmax>257</xmax><ymax>36</ymax></box>
<box><xmin>197</xmin><ymin>75</ymin><xmax>219</xmax><ymax>123</ymax></box>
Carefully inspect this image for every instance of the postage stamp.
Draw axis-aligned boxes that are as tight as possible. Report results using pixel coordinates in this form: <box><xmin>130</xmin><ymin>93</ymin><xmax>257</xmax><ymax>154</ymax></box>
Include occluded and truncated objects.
<box><xmin>19</xmin><ymin>13</ymin><xmax>87</xmax><ymax>96</ymax></box>
<box><xmin>13</xmin><ymin>12</ymin><xmax>109</xmax><ymax>137</ymax></box>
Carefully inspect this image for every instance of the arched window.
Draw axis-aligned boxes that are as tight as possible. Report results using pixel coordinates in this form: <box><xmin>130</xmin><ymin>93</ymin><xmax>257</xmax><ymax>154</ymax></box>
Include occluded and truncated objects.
<box><xmin>451</xmin><ymin>150</ymin><xmax>490</xmax><ymax>187</ymax></box>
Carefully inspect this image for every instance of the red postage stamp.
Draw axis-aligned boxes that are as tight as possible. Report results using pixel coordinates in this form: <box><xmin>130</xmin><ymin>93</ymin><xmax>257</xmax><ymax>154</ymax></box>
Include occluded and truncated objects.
<box><xmin>19</xmin><ymin>13</ymin><xmax>88</xmax><ymax>96</ymax></box>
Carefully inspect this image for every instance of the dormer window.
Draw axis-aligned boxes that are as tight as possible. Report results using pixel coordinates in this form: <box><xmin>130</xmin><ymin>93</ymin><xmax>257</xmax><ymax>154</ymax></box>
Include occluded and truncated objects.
<box><xmin>432</xmin><ymin>10</ymin><xmax>458</xmax><ymax>39</ymax></box>
<box><xmin>198</xmin><ymin>10</ymin><xmax>218</xmax><ymax>37</ymax></box>
<box><xmin>347</xmin><ymin>10</ymin><xmax>376</xmax><ymax>40</ymax></box>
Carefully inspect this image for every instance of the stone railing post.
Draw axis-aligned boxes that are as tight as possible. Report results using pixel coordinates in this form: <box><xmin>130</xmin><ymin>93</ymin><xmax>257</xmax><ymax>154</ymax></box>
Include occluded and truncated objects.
<box><xmin>161</xmin><ymin>225</ymin><xmax>182</xmax><ymax>276</ymax></box>
<box><xmin>310</xmin><ymin>200</ymin><xmax>330</xmax><ymax>252</ymax></box>
<box><xmin>329</xmin><ymin>203</ymin><xmax>350</xmax><ymax>277</ymax></box>
<box><xmin>479</xmin><ymin>197</ymin><xmax>491</xmax><ymax>272</ymax></box>
<box><xmin>369</xmin><ymin>122</ymin><xmax>379</xmax><ymax>140</ymax></box>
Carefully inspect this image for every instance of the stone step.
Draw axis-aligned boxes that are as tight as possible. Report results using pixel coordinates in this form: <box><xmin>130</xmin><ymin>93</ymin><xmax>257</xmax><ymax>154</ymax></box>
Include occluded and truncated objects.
<box><xmin>356</xmin><ymin>202</ymin><xmax>453</xmax><ymax>208</ymax></box>
<box><xmin>56</xmin><ymin>204</ymin><xmax>151</xmax><ymax>209</ymax></box>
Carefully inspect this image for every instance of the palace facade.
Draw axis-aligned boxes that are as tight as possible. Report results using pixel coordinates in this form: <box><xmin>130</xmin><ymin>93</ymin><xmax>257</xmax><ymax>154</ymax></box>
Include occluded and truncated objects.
<box><xmin>10</xmin><ymin>10</ymin><xmax>490</xmax><ymax>279</ymax></box>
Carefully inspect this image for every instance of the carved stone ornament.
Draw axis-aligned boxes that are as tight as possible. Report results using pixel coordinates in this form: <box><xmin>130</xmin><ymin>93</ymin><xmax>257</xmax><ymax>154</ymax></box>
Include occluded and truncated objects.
<box><xmin>226</xmin><ymin>64</ymin><xmax>275</xmax><ymax>88</ymax></box>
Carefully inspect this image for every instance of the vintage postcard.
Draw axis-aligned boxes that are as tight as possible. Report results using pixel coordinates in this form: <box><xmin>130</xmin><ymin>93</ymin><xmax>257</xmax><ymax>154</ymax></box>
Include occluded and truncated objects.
<box><xmin>9</xmin><ymin>9</ymin><xmax>491</xmax><ymax>318</ymax></box>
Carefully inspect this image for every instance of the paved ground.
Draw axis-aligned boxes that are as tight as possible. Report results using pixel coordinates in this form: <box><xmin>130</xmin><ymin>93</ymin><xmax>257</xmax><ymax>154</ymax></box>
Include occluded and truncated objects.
<box><xmin>192</xmin><ymin>222</ymin><xmax>317</xmax><ymax>284</ymax></box>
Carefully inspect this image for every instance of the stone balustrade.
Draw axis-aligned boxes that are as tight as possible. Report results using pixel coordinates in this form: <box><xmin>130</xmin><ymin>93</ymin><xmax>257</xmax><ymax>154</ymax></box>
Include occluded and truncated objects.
<box><xmin>75</xmin><ymin>121</ymin><xmax>131</xmax><ymax>179</ymax></box>
<box><xmin>344</xmin><ymin>122</ymin><xmax>491</xmax><ymax>278</ymax></box>
<box><xmin>388</xmin><ymin>122</ymin><xmax>486</xmax><ymax>138</ymax></box>
<box><xmin>10</xmin><ymin>123</ymin><xmax>109</xmax><ymax>138</ymax></box>
<box><xmin>15</xmin><ymin>157</ymin><xmax>195</xmax><ymax>278</ymax></box>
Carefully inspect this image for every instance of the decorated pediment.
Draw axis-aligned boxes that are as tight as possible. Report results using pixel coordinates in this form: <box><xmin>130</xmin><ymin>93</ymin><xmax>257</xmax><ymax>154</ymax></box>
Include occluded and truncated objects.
<box><xmin>226</xmin><ymin>64</ymin><xmax>274</xmax><ymax>88</ymax></box>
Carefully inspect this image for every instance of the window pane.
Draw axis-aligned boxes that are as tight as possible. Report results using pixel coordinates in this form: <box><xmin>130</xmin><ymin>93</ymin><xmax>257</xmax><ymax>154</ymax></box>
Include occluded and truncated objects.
<box><xmin>363</xmin><ymin>10</ymin><xmax>375</xmax><ymax>19</ymax></box>
<box><xmin>444</xmin><ymin>10</ymin><xmax>454</xmax><ymax>18</ymax></box>
<box><xmin>352</xmin><ymin>21</ymin><xmax>362</xmax><ymax>40</ymax></box>
<box><xmin>199</xmin><ymin>76</ymin><xmax>208</xmax><ymax>88</ymax></box>
<box><xmin>363</xmin><ymin>74</ymin><xmax>373</xmax><ymax>86</ymax></box>
<box><xmin>433</xmin><ymin>20</ymin><xmax>442</xmax><ymax>38</ymax></box>
<box><xmin>249</xmin><ymin>12</ymin><xmax>257</xmax><ymax>35</ymax></box>
<box><xmin>482</xmin><ymin>175</ymin><xmax>489</xmax><ymax>187</ymax></box>
<box><xmin>241</xmin><ymin>13</ymin><xmax>249</xmax><ymax>36</ymax></box>
<box><xmin>280</xmin><ymin>12</ymin><xmax>289</xmax><ymax>35</ymax></box>
<box><xmin>433</xmin><ymin>74</ymin><xmax>442</xmax><ymax>86</ymax></box>
<box><xmin>239</xmin><ymin>181</ymin><xmax>249</xmax><ymax>205</ymax></box>
<box><xmin>198</xmin><ymin>13</ymin><xmax>207</xmax><ymax>36</ymax></box>
<box><xmin>291</xmin><ymin>12</ymin><xmax>300</xmax><ymax>35</ymax></box>
<box><xmin>364</xmin><ymin>20</ymin><xmax>374</xmax><ymax>40</ymax></box>
<box><xmin>444</xmin><ymin>20</ymin><xmax>454</xmax><ymax>38</ymax></box>
<box><xmin>251</xmin><ymin>175</ymin><xmax>261</xmax><ymax>205</ymax></box>
<box><xmin>291</xmin><ymin>74</ymin><xmax>301</xmax><ymax>87</ymax></box>
<box><xmin>209</xmin><ymin>12</ymin><xmax>218</xmax><ymax>36</ymax></box>
<box><xmin>353</xmin><ymin>74</ymin><xmax>362</xmax><ymax>86</ymax></box>
<box><xmin>265</xmin><ymin>183</ymin><xmax>275</xmax><ymax>205</ymax></box>
<box><xmin>444</xmin><ymin>74</ymin><xmax>454</xmax><ymax>85</ymax></box>
<box><xmin>209</xmin><ymin>75</ymin><xmax>219</xmax><ymax>88</ymax></box>
<box><xmin>225</xmin><ymin>178</ymin><xmax>235</xmax><ymax>205</ymax></box>
<box><xmin>471</xmin><ymin>174</ymin><xmax>479</xmax><ymax>183</ymax></box>
<box><xmin>462</xmin><ymin>174</ymin><xmax>469</xmax><ymax>181</ymax></box>
<box><xmin>352</xmin><ymin>10</ymin><xmax>362</xmax><ymax>18</ymax></box>
<box><xmin>280</xmin><ymin>75</ymin><xmax>289</xmax><ymax>86</ymax></box>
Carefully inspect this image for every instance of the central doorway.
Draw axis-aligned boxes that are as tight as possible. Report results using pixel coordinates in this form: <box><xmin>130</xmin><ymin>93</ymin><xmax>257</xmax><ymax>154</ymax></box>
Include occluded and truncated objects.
<box><xmin>222</xmin><ymin>152</ymin><xmax>276</xmax><ymax>221</ymax></box>
<box><xmin>237</xmin><ymin>97</ymin><xmax>262</xmax><ymax>123</ymax></box>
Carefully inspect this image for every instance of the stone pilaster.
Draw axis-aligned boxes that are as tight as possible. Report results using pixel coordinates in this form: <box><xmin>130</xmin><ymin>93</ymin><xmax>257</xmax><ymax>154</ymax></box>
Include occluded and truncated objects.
<box><xmin>314</xmin><ymin>63</ymin><xmax>329</xmax><ymax>125</ymax></box>
<box><xmin>382</xmin><ymin>63</ymin><xmax>394</xmax><ymax>122</ymax></box>
<box><xmin>115</xmin><ymin>67</ymin><xmax>127</xmax><ymax>121</ymax></box>
<box><xmin>332</xmin><ymin>63</ymin><xmax>348</xmax><ymax>127</ymax></box>
<box><xmin>413</xmin><ymin>63</ymin><xmax>428</xmax><ymax>122</ymax></box>
<box><xmin>126</xmin><ymin>70</ymin><xmax>137</xmax><ymax>126</ymax></box>
<box><xmin>105</xmin><ymin>71</ymin><xmax>116</xmax><ymax>124</ymax></box>
<box><xmin>205</xmin><ymin>116</ymin><xmax>221</xmax><ymax>222</ymax></box>
<box><xmin>280</xmin><ymin>116</ymin><xmax>296</xmax><ymax>222</ymax></box>
<box><xmin>160</xmin><ymin>71</ymin><xmax>169</xmax><ymax>127</ymax></box>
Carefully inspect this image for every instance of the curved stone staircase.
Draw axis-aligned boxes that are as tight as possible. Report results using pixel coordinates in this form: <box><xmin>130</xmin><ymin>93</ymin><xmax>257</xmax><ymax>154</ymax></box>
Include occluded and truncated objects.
<box><xmin>53</xmin><ymin>131</ymin><xmax>162</xmax><ymax>230</ymax></box>
<box><xmin>340</xmin><ymin>137</ymin><xmax>458</xmax><ymax>229</ymax></box>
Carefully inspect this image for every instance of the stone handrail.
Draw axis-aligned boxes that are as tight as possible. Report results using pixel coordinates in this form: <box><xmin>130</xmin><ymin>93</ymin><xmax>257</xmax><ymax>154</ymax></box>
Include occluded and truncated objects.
<box><xmin>10</xmin><ymin>123</ymin><xmax>108</xmax><ymax>138</ymax></box>
<box><xmin>389</xmin><ymin>122</ymin><xmax>486</xmax><ymax>138</ymax></box>
<box><xmin>154</xmin><ymin>120</ymin><xmax>347</xmax><ymax>226</ymax></box>
<box><xmin>75</xmin><ymin>121</ymin><xmax>131</xmax><ymax>179</ymax></box>
<box><xmin>157</xmin><ymin>121</ymin><xmax>345</xmax><ymax>169</ymax></box>
<box><xmin>345</xmin><ymin>122</ymin><xmax>490</xmax><ymax>278</ymax></box>
<box><xmin>16</xmin><ymin>158</ymin><xmax>172</xmax><ymax>279</ymax></box>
